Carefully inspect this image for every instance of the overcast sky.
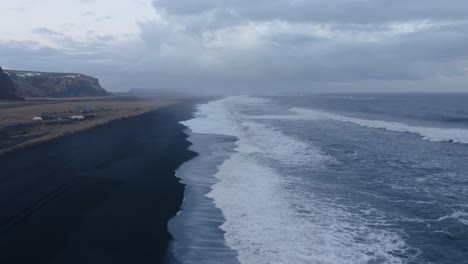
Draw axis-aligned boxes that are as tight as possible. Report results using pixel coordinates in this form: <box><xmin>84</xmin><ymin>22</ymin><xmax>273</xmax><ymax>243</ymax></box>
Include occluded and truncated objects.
<box><xmin>1</xmin><ymin>0</ymin><xmax>467</xmax><ymax>93</ymax></box>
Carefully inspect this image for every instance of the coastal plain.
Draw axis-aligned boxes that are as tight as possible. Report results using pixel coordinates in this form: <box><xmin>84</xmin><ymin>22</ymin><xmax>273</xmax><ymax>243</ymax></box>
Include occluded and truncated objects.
<box><xmin>0</xmin><ymin>95</ymin><xmax>183</xmax><ymax>155</ymax></box>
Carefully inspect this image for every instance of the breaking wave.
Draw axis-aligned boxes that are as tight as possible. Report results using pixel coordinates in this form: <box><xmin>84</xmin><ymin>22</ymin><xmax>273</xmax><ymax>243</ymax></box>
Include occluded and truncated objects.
<box><xmin>182</xmin><ymin>96</ymin><xmax>417</xmax><ymax>264</ymax></box>
<box><xmin>253</xmin><ymin>107</ymin><xmax>468</xmax><ymax>144</ymax></box>
<box><xmin>291</xmin><ymin>107</ymin><xmax>468</xmax><ymax>144</ymax></box>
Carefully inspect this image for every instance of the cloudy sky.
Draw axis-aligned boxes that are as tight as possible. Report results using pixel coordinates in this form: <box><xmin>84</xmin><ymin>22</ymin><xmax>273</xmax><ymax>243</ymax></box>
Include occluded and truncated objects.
<box><xmin>1</xmin><ymin>0</ymin><xmax>467</xmax><ymax>93</ymax></box>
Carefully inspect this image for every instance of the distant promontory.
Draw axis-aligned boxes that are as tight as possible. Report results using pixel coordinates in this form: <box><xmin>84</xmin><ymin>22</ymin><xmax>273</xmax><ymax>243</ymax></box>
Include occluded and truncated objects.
<box><xmin>0</xmin><ymin>67</ymin><xmax>23</xmax><ymax>100</ymax></box>
<box><xmin>1</xmin><ymin>68</ymin><xmax>108</xmax><ymax>99</ymax></box>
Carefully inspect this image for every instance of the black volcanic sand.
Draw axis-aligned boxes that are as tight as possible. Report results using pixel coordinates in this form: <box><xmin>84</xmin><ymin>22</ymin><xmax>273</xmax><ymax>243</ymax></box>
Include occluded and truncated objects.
<box><xmin>0</xmin><ymin>102</ymin><xmax>198</xmax><ymax>264</ymax></box>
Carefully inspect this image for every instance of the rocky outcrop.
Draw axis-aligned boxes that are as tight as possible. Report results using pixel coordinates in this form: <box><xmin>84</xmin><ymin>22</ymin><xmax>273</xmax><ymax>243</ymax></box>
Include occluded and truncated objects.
<box><xmin>0</xmin><ymin>67</ymin><xmax>23</xmax><ymax>100</ymax></box>
<box><xmin>4</xmin><ymin>70</ymin><xmax>108</xmax><ymax>98</ymax></box>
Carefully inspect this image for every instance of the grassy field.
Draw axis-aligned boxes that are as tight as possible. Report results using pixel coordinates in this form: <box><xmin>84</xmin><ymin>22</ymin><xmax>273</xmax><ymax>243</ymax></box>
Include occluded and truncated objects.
<box><xmin>0</xmin><ymin>95</ymin><xmax>185</xmax><ymax>155</ymax></box>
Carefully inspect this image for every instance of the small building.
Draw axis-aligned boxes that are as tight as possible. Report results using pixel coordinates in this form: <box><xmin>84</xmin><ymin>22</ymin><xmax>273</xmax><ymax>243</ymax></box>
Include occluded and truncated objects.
<box><xmin>32</xmin><ymin>116</ymin><xmax>43</xmax><ymax>121</ymax></box>
<box><xmin>70</xmin><ymin>115</ymin><xmax>85</xmax><ymax>120</ymax></box>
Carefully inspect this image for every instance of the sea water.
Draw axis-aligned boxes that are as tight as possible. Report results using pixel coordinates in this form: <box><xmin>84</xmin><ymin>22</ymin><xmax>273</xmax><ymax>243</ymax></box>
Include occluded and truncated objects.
<box><xmin>169</xmin><ymin>94</ymin><xmax>468</xmax><ymax>264</ymax></box>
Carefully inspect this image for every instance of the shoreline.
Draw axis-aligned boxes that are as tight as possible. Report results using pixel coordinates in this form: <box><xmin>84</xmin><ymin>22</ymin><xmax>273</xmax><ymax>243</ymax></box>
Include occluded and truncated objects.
<box><xmin>0</xmin><ymin>101</ymin><xmax>199</xmax><ymax>264</ymax></box>
<box><xmin>168</xmin><ymin>131</ymin><xmax>240</xmax><ymax>264</ymax></box>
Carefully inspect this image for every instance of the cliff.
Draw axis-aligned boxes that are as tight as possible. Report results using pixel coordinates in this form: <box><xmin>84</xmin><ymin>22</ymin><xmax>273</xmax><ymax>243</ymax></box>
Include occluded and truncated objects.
<box><xmin>0</xmin><ymin>67</ymin><xmax>23</xmax><ymax>100</ymax></box>
<box><xmin>4</xmin><ymin>69</ymin><xmax>108</xmax><ymax>98</ymax></box>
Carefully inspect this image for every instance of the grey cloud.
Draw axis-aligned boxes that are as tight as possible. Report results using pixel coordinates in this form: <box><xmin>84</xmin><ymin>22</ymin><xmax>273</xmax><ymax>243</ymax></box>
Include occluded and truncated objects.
<box><xmin>133</xmin><ymin>12</ymin><xmax>468</xmax><ymax>92</ymax></box>
<box><xmin>269</xmin><ymin>33</ymin><xmax>324</xmax><ymax>45</ymax></box>
<box><xmin>0</xmin><ymin>41</ymin><xmax>60</xmax><ymax>58</ymax></box>
<box><xmin>83</xmin><ymin>10</ymin><xmax>95</xmax><ymax>16</ymax></box>
<box><xmin>95</xmin><ymin>34</ymin><xmax>115</xmax><ymax>42</ymax></box>
<box><xmin>153</xmin><ymin>0</ymin><xmax>468</xmax><ymax>24</ymax></box>
<box><xmin>2</xmin><ymin>1</ymin><xmax>468</xmax><ymax>93</ymax></box>
<box><xmin>136</xmin><ymin>0</ymin><xmax>468</xmax><ymax>92</ymax></box>
<box><xmin>33</xmin><ymin>27</ymin><xmax>64</xmax><ymax>37</ymax></box>
<box><xmin>95</xmin><ymin>15</ymin><xmax>113</xmax><ymax>22</ymax></box>
<box><xmin>152</xmin><ymin>0</ymin><xmax>218</xmax><ymax>15</ymax></box>
<box><xmin>0</xmin><ymin>39</ymin><xmax>133</xmax><ymax>91</ymax></box>
<box><xmin>32</xmin><ymin>27</ymin><xmax>113</xmax><ymax>51</ymax></box>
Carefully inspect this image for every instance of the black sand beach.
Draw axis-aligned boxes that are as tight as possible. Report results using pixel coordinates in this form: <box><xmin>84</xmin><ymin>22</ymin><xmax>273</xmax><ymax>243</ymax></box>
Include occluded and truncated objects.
<box><xmin>0</xmin><ymin>101</ymin><xmax>197</xmax><ymax>264</ymax></box>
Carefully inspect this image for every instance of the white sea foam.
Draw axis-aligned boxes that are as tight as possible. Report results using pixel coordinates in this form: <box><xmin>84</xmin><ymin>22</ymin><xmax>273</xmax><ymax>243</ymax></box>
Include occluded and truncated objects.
<box><xmin>181</xmin><ymin>96</ymin><xmax>270</xmax><ymax>137</ymax></box>
<box><xmin>182</xmin><ymin>96</ymin><xmax>327</xmax><ymax>166</ymax></box>
<box><xmin>208</xmin><ymin>153</ymin><xmax>412</xmax><ymax>264</ymax></box>
<box><xmin>251</xmin><ymin>107</ymin><xmax>468</xmax><ymax>144</ymax></box>
<box><xmin>436</xmin><ymin>211</ymin><xmax>468</xmax><ymax>226</ymax></box>
<box><xmin>292</xmin><ymin>107</ymin><xmax>468</xmax><ymax>144</ymax></box>
<box><xmin>182</xmin><ymin>96</ymin><xmax>415</xmax><ymax>264</ymax></box>
<box><xmin>237</xmin><ymin>120</ymin><xmax>330</xmax><ymax>166</ymax></box>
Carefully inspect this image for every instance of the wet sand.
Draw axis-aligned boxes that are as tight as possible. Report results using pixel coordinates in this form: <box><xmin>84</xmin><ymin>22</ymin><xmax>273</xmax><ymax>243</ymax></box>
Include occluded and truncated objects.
<box><xmin>0</xmin><ymin>101</ymin><xmax>198</xmax><ymax>264</ymax></box>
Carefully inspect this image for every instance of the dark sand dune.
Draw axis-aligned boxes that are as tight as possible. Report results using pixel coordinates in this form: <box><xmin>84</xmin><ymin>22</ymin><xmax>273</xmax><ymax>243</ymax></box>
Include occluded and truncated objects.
<box><xmin>0</xmin><ymin>102</ymin><xmax>197</xmax><ymax>264</ymax></box>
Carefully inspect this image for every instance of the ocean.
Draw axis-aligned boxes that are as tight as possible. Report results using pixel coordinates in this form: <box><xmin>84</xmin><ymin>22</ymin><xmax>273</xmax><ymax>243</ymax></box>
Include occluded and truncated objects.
<box><xmin>169</xmin><ymin>94</ymin><xmax>468</xmax><ymax>264</ymax></box>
